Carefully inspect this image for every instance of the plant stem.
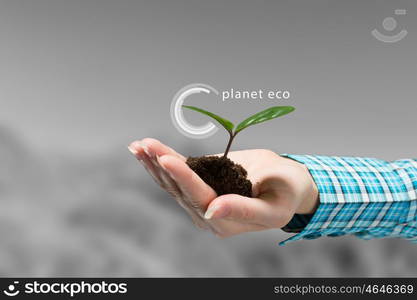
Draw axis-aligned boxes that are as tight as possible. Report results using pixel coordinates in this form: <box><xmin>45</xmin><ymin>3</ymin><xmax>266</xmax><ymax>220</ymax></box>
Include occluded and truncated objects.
<box><xmin>222</xmin><ymin>132</ymin><xmax>235</xmax><ymax>159</ymax></box>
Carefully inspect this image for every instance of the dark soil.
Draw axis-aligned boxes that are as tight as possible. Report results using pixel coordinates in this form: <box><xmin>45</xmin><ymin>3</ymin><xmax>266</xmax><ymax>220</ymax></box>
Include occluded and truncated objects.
<box><xmin>186</xmin><ymin>156</ymin><xmax>252</xmax><ymax>197</ymax></box>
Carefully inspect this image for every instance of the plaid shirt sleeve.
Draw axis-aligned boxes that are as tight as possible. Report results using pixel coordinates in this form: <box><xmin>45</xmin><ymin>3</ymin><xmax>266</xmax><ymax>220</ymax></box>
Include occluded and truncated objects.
<box><xmin>279</xmin><ymin>154</ymin><xmax>417</xmax><ymax>246</ymax></box>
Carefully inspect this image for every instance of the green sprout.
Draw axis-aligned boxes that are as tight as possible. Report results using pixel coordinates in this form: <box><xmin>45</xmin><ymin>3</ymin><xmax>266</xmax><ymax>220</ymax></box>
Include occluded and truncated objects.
<box><xmin>182</xmin><ymin>105</ymin><xmax>295</xmax><ymax>158</ymax></box>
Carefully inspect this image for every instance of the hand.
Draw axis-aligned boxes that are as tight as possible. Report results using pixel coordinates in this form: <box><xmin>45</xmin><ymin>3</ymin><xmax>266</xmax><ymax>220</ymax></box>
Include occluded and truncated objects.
<box><xmin>128</xmin><ymin>138</ymin><xmax>318</xmax><ymax>238</ymax></box>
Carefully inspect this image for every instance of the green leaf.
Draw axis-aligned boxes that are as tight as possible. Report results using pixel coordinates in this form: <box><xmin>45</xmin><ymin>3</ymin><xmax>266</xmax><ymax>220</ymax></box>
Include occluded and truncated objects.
<box><xmin>182</xmin><ymin>105</ymin><xmax>234</xmax><ymax>133</ymax></box>
<box><xmin>235</xmin><ymin>106</ymin><xmax>295</xmax><ymax>133</ymax></box>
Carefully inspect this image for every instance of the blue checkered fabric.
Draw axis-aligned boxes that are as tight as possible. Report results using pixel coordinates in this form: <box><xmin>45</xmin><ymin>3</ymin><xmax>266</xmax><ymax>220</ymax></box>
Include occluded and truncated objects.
<box><xmin>279</xmin><ymin>155</ymin><xmax>417</xmax><ymax>246</ymax></box>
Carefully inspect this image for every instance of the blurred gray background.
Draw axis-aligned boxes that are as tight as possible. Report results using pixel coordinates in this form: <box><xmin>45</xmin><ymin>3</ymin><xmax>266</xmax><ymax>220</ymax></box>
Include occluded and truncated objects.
<box><xmin>0</xmin><ymin>0</ymin><xmax>416</xmax><ymax>276</ymax></box>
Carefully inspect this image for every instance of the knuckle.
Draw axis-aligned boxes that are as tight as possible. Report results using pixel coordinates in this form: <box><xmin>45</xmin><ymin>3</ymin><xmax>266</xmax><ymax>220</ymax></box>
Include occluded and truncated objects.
<box><xmin>273</xmin><ymin>208</ymin><xmax>293</xmax><ymax>228</ymax></box>
<box><xmin>142</xmin><ymin>137</ymin><xmax>159</xmax><ymax>146</ymax></box>
<box><xmin>257</xmin><ymin>149</ymin><xmax>277</xmax><ymax>157</ymax></box>
<box><xmin>186</xmin><ymin>200</ymin><xmax>204</xmax><ymax>216</ymax></box>
<box><xmin>192</xmin><ymin>219</ymin><xmax>208</xmax><ymax>230</ymax></box>
<box><xmin>165</xmin><ymin>187</ymin><xmax>181</xmax><ymax>198</ymax></box>
<box><xmin>240</xmin><ymin>204</ymin><xmax>254</xmax><ymax>221</ymax></box>
<box><xmin>214</xmin><ymin>231</ymin><xmax>231</xmax><ymax>239</ymax></box>
<box><xmin>189</xmin><ymin>199</ymin><xmax>202</xmax><ymax>211</ymax></box>
<box><xmin>208</xmin><ymin>225</ymin><xmax>230</xmax><ymax>238</ymax></box>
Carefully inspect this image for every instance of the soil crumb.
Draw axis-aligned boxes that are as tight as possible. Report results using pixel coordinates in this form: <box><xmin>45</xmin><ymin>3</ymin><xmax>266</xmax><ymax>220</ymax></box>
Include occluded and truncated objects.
<box><xmin>186</xmin><ymin>156</ymin><xmax>252</xmax><ymax>197</ymax></box>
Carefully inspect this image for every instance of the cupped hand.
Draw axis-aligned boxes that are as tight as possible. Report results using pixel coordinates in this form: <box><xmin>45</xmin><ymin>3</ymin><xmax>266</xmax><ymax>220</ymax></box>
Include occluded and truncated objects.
<box><xmin>128</xmin><ymin>138</ymin><xmax>318</xmax><ymax>238</ymax></box>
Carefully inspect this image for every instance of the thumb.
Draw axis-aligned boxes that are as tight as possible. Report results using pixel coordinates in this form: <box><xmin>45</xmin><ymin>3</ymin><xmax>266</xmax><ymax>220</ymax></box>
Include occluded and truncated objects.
<box><xmin>204</xmin><ymin>194</ymin><xmax>289</xmax><ymax>228</ymax></box>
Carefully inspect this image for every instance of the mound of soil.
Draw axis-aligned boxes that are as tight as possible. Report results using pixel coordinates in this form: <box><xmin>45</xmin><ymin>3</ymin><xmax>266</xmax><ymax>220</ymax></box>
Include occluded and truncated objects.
<box><xmin>186</xmin><ymin>156</ymin><xmax>252</xmax><ymax>197</ymax></box>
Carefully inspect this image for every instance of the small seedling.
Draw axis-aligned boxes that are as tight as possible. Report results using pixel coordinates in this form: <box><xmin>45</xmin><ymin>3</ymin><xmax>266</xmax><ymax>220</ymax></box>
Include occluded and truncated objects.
<box><xmin>182</xmin><ymin>105</ymin><xmax>295</xmax><ymax>158</ymax></box>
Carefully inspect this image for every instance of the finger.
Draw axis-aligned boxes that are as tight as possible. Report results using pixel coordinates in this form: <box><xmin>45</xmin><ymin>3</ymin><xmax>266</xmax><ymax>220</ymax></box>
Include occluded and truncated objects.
<box><xmin>141</xmin><ymin>138</ymin><xmax>186</xmax><ymax>161</ymax></box>
<box><xmin>155</xmin><ymin>156</ymin><xmax>210</xmax><ymax>230</ymax></box>
<box><xmin>128</xmin><ymin>141</ymin><xmax>175</xmax><ymax>188</ymax></box>
<box><xmin>158</xmin><ymin>154</ymin><xmax>216</xmax><ymax>213</ymax></box>
<box><xmin>128</xmin><ymin>140</ymin><xmax>147</xmax><ymax>160</ymax></box>
<box><xmin>129</xmin><ymin>143</ymin><xmax>210</xmax><ymax>230</ymax></box>
<box><xmin>135</xmin><ymin>148</ymin><xmax>164</xmax><ymax>185</ymax></box>
<box><xmin>155</xmin><ymin>155</ymin><xmax>183</xmax><ymax>196</ymax></box>
<box><xmin>204</xmin><ymin>194</ymin><xmax>290</xmax><ymax>228</ymax></box>
<box><xmin>143</xmin><ymin>152</ymin><xmax>210</xmax><ymax>229</ymax></box>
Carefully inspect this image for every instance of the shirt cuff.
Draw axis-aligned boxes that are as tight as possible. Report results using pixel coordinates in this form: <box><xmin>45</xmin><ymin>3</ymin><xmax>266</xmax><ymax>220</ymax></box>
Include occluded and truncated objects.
<box><xmin>281</xmin><ymin>213</ymin><xmax>313</xmax><ymax>233</ymax></box>
<box><xmin>278</xmin><ymin>154</ymin><xmax>417</xmax><ymax>246</ymax></box>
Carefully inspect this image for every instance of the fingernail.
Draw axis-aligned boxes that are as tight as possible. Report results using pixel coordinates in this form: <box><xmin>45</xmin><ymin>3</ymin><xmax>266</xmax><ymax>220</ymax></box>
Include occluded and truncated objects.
<box><xmin>204</xmin><ymin>205</ymin><xmax>220</xmax><ymax>220</ymax></box>
<box><xmin>127</xmin><ymin>145</ymin><xmax>138</xmax><ymax>156</ymax></box>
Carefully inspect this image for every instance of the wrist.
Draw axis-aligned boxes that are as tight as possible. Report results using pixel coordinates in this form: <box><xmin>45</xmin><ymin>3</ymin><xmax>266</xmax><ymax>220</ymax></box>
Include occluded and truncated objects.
<box><xmin>295</xmin><ymin>163</ymin><xmax>319</xmax><ymax>214</ymax></box>
<box><xmin>277</xmin><ymin>154</ymin><xmax>320</xmax><ymax>215</ymax></box>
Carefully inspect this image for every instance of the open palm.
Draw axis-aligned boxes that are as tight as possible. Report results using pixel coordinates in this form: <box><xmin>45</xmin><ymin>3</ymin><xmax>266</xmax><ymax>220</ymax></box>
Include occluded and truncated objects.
<box><xmin>128</xmin><ymin>138</ymin><xmax>318</xmax><ymax>238</ymax></box>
